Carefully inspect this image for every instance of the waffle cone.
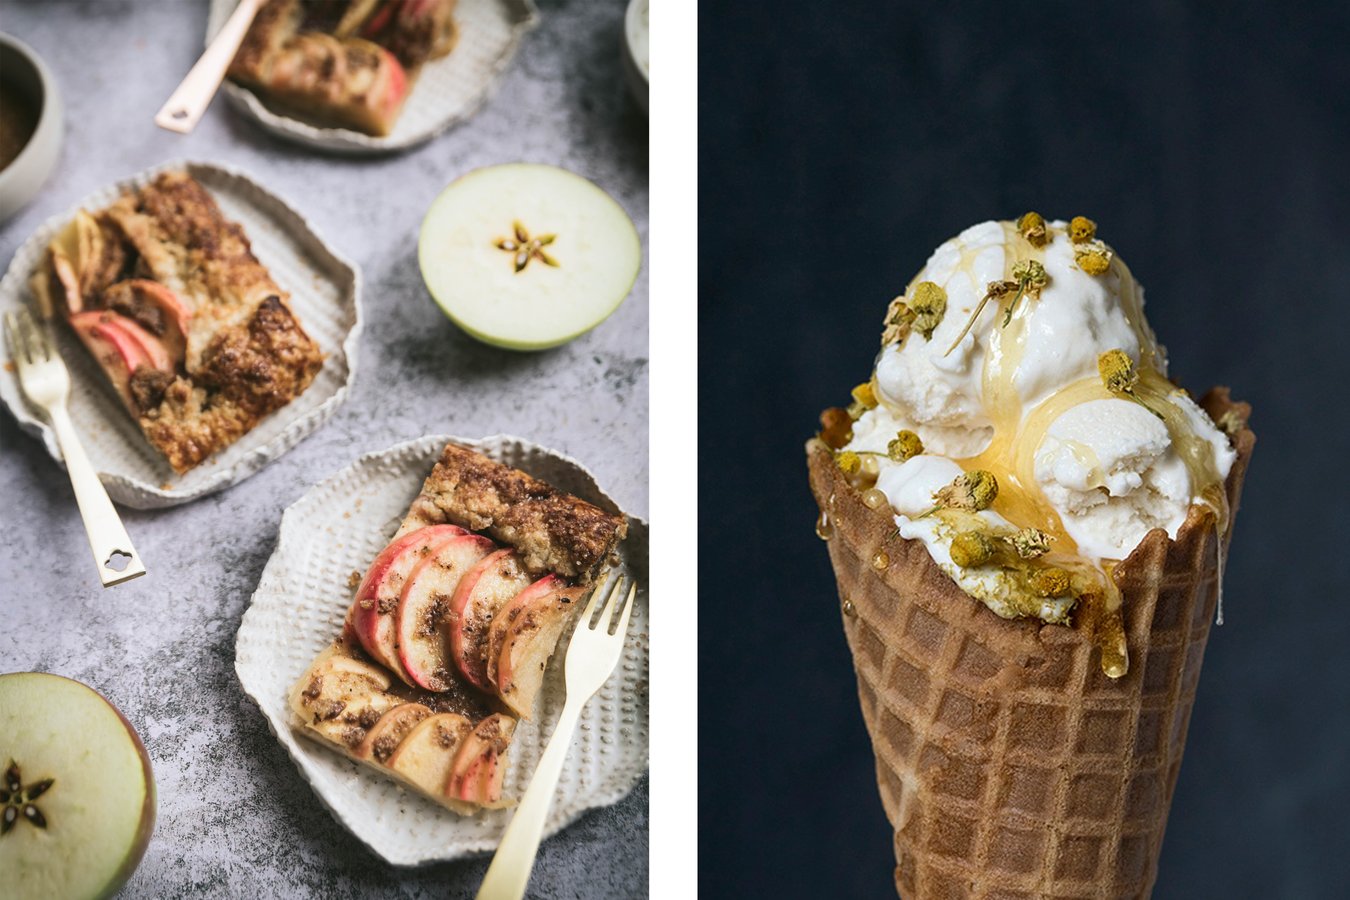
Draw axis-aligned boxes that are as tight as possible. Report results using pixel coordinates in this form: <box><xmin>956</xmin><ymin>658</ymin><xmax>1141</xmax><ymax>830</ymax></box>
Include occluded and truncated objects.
<box><xmin>808</xmin><ymin>388</ymin><xmax>1254</xmax><ymax>899</ymax></box>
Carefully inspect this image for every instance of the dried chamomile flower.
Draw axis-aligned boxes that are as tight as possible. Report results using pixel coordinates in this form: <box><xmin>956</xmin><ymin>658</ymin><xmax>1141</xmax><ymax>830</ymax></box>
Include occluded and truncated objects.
<box><xmin>1075</xmin><ymin>240</ymin><xmax>1112</xmax><ymax>275</ymax></box>
<box><xmin>819</xmin><ymin>407</ymin><xmax>853</xmax><ymax>449</ymax></box>
<box><xmin>1001</xmin><ymin>260</ymin><xmax>1049</xmax><ymax>327</ymax></box>
<box><xmin>950</xmin><ymin>531</ymin><xmax>996</xmax><ymax>568</ymax></box>
<box><xmin>909</xmin><ymin>281</ymin><xmax>948</xmax><ymax>340</ymax></box>
<box><xmin>932</xmin><ymin>469</ymin><xmax>999</xmax><ymax>512</ymax></box>
<box><xmin>835</xmin><ymin>451</ymin><xmax>861</xmax><ymax>475</ymax></box>
<box><xmin>1068</xmin><ymin>216</ymin><xmax>1097</xmax><ymax>243</ymax></box>
<box><xmin>1098</xmin><ymin>349</ymin><xmax>1138</xmax><ymax>394</ymax></box>
<box><xmin>1011</xmin><ymin>528</ymin><xmax>1050</xmax><ymax>559</ymax></box>
<box><xmin>888</xmin><ymin>430</ymin><xmax>924</xmax><ymax>462</ymax></box>
<box><xmin>882</xmin><ymin>295</ymin><xmax>915</xmax><ymax>346</ymax></box>
<box><xmin>1028</xmin><ymin>567</ymin><xmax>1073</xmax><ymax>598</ymax></box>
<box><xmin>852</xmin><ymin>382</ymin><xmax>878</xmax><ymax>409</ymax></box>
<box><xmin>1017</xmin><ymin>211</ymin><xmax>1049</xmax><ymax>247</ymax></box>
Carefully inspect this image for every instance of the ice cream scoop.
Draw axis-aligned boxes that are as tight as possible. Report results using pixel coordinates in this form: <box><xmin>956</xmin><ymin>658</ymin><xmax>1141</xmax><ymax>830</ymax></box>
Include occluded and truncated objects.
<box><xmin>832</xmin><ymin>214</ymin><xmax>1238</xmax><ymax>675</ymax></box>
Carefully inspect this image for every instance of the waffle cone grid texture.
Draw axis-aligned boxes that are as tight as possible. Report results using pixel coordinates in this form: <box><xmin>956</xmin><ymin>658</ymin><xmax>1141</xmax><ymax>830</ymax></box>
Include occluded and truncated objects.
<box><xmin>807</xmin><ymin>389</ymin><xmax>1254</xmax><ymax>900</ymax></box>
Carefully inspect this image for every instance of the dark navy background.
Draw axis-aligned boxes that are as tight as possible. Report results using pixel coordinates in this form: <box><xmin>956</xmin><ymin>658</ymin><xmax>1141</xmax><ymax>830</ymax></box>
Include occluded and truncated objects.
<box><xmin>698</xmin><ymin>2</ymin><xmax>1350</xmax><ymax>897</ymax></box>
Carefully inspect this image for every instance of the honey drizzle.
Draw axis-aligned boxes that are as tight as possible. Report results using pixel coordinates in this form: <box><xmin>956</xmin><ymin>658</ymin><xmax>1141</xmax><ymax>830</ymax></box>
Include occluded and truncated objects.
<box><xmin>861</xmin><ymin>225</ymin><xmax>1232</xmax><ymax>676</ymax></box>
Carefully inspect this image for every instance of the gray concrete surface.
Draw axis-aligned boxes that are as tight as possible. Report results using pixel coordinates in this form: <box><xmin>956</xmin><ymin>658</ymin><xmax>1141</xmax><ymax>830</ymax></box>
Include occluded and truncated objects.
<box><xmin>0</xmin><ymin>1</ymin><xmax>648</xmax><ymax>896</ymax></box>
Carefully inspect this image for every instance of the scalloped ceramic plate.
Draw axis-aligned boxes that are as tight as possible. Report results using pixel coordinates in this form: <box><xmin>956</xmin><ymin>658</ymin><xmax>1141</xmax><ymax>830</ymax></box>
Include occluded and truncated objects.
<box><xmin>208</xmin><ymin>0</ymin><xmax>539</xmax><ymax>154</ymax></box>
<box><xmin>235</xmin><ymin>434</ymin><xmax>648</xmax><ymax>866</ymax></box>
<box><xmin>0</xmin><ymin>160</ymin><xmax>362</xmax><ymax>509</ymax></box>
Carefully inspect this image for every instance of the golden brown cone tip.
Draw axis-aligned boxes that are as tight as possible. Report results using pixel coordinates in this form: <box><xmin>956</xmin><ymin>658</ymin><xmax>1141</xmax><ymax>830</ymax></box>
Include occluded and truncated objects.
<box><xmin>807</xmin><ymin>388</ymin><xmax>1253</xmax><ymax>898</ymax></box>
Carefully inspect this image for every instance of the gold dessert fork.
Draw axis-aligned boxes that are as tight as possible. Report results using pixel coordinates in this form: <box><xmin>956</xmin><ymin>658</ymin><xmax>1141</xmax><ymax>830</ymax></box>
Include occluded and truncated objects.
<box><xmin>4</xmin><ymin>311</ymin><xmax>146</xmax><ymax>586</ymax></box>
<box><xmin>476</xmin><ymin>570</ymin><xmax>638</xmax><ymax>900</ymax></box>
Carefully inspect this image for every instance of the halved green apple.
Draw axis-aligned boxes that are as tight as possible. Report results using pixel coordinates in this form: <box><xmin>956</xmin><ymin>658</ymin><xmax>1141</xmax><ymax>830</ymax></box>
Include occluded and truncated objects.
<box><xmin>418</xmin><ymin>163</ymin><xmax>642</xmax><ymax>350</ymax></box>
<box><xmin>0</xmin><ymin>672</ymin><xmax>156</xmax><ymax>900</ymax></box>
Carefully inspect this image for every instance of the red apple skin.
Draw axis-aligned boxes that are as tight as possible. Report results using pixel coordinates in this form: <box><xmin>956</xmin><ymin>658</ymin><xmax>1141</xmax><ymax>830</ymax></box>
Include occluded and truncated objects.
<box><xmin>362</xmin><ymin>0</ymin><xmax>397</xmax><ymax>36</ymax></box>
<box><xmin>447</xmin><ymin>549</ymin><xmax>531</xmax><ymax>690</ymax></box>
<box><xmin>492</xmin><ymin>578</ymin><xmax>585</xmax><ymax>719</ymax></box>
<box><xmin>396</xmin><ymin>534</ymin><xmax>496</xmax><ymax>691</ymax></box>
<box><xmin>381</xmin><ymin>49</ymin><xmax>408</xmax><ymax>112</ymax></box>
<box><xmin>103</xmin><ymin>279</ymin><xmax>191</xmax><ymax>365</ymax></box>
<box><xmin>352</xmin><ymin>525</ymin><xmax>467</xmax><ymax>679</ymax></box>
<box><xmin>69</xmin><ymin>312</ymin><xmax>151</xmax><ymax>408</ymax></box>
<box><xmin>446</xmin><ymin>714</ymin><xmax>515</xmax><ymax>804</ymax></box>
<box><xmin>109</xmin><ymin>315</ymin><xmax>172</xmax><ymax>372</ymax></box>
<box><xmin>485</xmin><ymin>575</ymin><xmax>580</xmax><ymax>692</ymax></box>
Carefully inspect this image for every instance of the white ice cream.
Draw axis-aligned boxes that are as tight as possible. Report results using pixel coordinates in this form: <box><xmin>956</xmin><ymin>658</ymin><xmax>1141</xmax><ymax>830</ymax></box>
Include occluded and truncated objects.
<box><xmin>846</xmin><ymin>218</ymin><xmax>1235</xmax><ymax>618</ymax></box>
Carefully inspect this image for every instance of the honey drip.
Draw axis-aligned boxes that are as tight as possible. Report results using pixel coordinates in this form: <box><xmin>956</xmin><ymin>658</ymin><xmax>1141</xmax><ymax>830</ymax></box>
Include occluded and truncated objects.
<box><xmin>869</xmin><ymin>222</ymin><xmax>1232</xmax><ymax>676</ymax></box>
<box><xmin>815</xmin><ymin>511</ymin><xmax>833</xmax><ymax>541</ymax></box>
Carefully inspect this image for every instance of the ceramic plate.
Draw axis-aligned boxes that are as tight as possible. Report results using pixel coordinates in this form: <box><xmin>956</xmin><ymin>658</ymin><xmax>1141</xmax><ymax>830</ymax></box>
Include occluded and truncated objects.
<box><xmin>234</xmin><ymin>434</ymin><xmax>649</xmax><ymax>865</ymax></box>
<box><xmin>0</xmin><ymin>160</ymin><xmax>362</xmax><ymax>509</ymax></box>
<box><xmin>208</xmin><ymin>0</ymin><xmax>539</xmax><ymax>154</ymax></box>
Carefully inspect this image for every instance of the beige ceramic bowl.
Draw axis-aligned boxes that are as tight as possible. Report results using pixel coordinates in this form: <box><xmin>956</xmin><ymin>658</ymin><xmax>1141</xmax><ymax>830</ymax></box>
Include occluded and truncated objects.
<box><xmin>0</xmin><ymin>33</ymin><xmax>62</xmax><ymax>225</ymax></box>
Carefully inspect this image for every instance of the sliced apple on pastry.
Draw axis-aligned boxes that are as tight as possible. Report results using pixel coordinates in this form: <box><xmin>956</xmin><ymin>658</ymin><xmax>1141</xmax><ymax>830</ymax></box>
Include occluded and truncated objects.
<box><xmin>448</xmin><ymin>549</ymin><xmax>532</xmax><ymax>690</ymax></box>
<box><xmin>68</xmin><ymin>312</ymin><xmax>153</xmax><ymax>408</ymax></box>
<box><xmin>446</xmin><ymin>714</ymin><xmax>516</xmax><ymax>806</ymax></box>
<box><xmin>488</xmin><ymin>574</ymin><xmax>586</xmax><ymax>718</ymax></box>
<box><xmin>103</xmin><ymin>279</ymin><xmax>191</xmax><ymax>366</ymax></box>
<box><xmin>354</xmin><ymin>703</ymin><xmax>431</xmax><ymax>764</ymax></box>
<box><xmin>418</xmin><ymin>163</ymin><xmax>643</xmax><ymax>350</ymax></box>
<box><xmin>395</xmin><ymin>534</ymin><xmax>495</xmax><ymax>691</ymax></box>
<box><xmin>385</xmin><ymin>712</ymin><xmax>474</xmax><ymax>794</ymax></box>
<box><xmin>351</xmin><ymin>524</ymin><xmax>468</xmax><ymax>679</ymax></box>
<box><xmin>290</xmin><ymin>648</ymin><xmax>402</xmax><ymax>749</ymax></box>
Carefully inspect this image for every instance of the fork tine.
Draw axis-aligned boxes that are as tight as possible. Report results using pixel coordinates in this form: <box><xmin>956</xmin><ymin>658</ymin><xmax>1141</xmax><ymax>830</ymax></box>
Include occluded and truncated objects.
<box><xmin>580</xmin><ymin>568</ymin><xmax>620</xmax><ymax>627</ymax></box>
<box><xmin>4</xmin><ymin>312</ymin><xmax>26</xmax><ymax>365</ymax></box>
<box><xmin>607</xmin><ymin>580</ymin><xmax>637</xmax><ymax>637</ymax></box>
<box><xmin>20</xmin><ymin>311</ymin><xmax>52</xmax><ymax>362</ymax></box>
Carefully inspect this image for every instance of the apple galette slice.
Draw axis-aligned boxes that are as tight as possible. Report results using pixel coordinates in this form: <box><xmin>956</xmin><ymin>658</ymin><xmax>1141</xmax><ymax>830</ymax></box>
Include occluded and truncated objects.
<box><xmin>229</xmin><ymin>0</ymin><xmax>458</xmax><ymax>137</ymax></box>
<box><xmin>29</xmin><ymin>171</ymin><xmax>323</xmax><ymax>473</ymax></box>
<box><xmin>290</xmin><ymin>443</ymin><xmax>627</xmax><ymax>811</ymax></box>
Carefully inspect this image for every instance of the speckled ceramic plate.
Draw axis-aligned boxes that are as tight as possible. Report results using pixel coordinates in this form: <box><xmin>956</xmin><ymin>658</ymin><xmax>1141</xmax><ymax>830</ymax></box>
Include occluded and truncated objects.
<box><xmin>208</xmin><ymin>0</ymin><xmax>539</xmax><ymax>154</ymax></box>
<box><xmin>235</xmin><ymin>434</ymin><xmax>649</xmax><ymax>866</ymax></box>
<box><xmin>0</xmin><ymin>160</ymin><xmax>362</xmax><ymax>509</ymax></box>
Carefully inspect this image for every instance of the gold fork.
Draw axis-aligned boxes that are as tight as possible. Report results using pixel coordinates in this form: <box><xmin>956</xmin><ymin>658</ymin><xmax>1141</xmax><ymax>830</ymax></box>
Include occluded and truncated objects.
<box><xmin>476</xmin><ymin>570</ymin><xmax>638</xmax><ymax>900</ymax></box>
<box><xmin>4</xmin><ymin>310</ymin><xmax>146</xmax><ymax>586</ymax></box>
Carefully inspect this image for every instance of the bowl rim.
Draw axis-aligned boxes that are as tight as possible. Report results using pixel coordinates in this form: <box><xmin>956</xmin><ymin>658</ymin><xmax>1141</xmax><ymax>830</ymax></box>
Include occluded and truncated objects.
<box><xmin>0</xmin><ymin>32</ymin><xmax>62</xmax><ymax>193</ymax></box>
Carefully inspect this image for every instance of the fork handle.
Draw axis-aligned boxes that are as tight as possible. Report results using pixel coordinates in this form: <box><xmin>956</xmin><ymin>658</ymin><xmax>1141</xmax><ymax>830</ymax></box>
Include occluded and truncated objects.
<box><xmin>153</xmin><ymin>0</ymin><xmax>264</xmax><ymax>134</ymax></box>
<box><xmin>476</xmin><ymin>696</ymin><xmax>586</xmax><ymax>900</ymax></box>
<box><xmin>47</xmin><ymin>405</ymin><xmax>146</xmax><ymax>587</ymax></box>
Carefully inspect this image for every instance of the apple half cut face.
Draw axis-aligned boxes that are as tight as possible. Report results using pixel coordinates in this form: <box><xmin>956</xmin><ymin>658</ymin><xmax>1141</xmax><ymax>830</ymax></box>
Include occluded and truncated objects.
<box><xmin>488</xmin><ymin>574</ymin><xmax>586</xmax><ymax>718</ymax></box>
<box><xmin>396</xmin><ymin>534</ymin><xmax>495</xmax><ymax>691</ymax></box>
<box><xmin>418</xmin><ymin>163</ymin><xmax>643</xmax><ymax>350</ymax></box>
<box><xmin>0</xmin><ymin>672</ymin><xmax>156</xmax><ymax>900</ymax></box>
<box><xmin>385</xmin><ymin>712</ymin><xmax>474</xmax><ymax>795</ymax></box>
<box><xmin>446</xmin><ymin>713</ymin><xmax>516</xmax><ymax>806</ymax></box>
<box><xmin>448</xmin><ymin>548</ymin><xmax>532</xmax><ymax>690</ymax></box>
<box><xmin>351</xmin><ymin>524</ymin><xmax>468</xmax><ymax>681</ymax></box>
<box><xmin>68</xmin><ymin>311</ymin><xmax>156</xmax><ymax>409</ymax></box>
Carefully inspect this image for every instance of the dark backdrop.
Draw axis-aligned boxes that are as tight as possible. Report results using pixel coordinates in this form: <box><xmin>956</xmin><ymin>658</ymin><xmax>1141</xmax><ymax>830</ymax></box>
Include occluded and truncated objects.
<box><xmin>698</xmin><ymin>2</ymin><xmax>1350</xmax><ymax>897</ymax></box>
